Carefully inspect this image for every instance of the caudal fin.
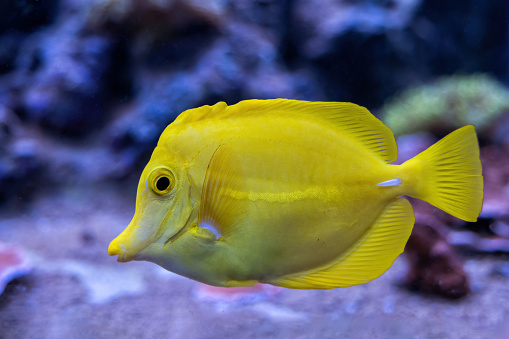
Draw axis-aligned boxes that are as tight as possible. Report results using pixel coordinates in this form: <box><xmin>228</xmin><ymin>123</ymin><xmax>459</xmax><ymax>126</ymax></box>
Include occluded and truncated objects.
<box><xmin>403</xmin><ymin>125</ymin><xmax>483</xmax><ymax>222</ymax></box>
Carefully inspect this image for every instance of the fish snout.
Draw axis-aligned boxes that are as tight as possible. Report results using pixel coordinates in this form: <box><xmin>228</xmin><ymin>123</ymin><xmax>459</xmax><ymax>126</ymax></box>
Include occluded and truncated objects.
<box><xmin>108</xmin><ymin>219</ymin><xmax>156</xmax><ymax>262</ymax></box>
<box><xmin>108</xmin><ymin>237</ymin><xmax>134</xmax><ymax>262</ymax></box>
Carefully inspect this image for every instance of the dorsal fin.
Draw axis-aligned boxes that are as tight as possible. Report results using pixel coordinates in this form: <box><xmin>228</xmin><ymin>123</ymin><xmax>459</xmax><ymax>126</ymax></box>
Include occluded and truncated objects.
<box><xmin>270</xmin><ymin>198</ymin><xmax>415</xmax><ymax>289</ymax></box>
<box><xmin>174</xmin><ymin>99</ymin><xmax>397</xmax><ymax>163</ymax></box>
<box><xmin>198</xmin><ymin>145</ymin><xmax>246</xmax><ymax>239</ymax></box>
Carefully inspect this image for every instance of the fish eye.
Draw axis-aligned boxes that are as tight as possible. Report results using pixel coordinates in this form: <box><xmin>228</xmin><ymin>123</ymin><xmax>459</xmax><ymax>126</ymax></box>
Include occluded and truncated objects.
<box><xmin>148</xmin><ymin>167</ymin><xmax>175</xmax><ymax>195</ymax></box>
<box><xmin>156</xmin><ymin>176</ymin><xmax>170</xmax><ymax>191</ymax></box>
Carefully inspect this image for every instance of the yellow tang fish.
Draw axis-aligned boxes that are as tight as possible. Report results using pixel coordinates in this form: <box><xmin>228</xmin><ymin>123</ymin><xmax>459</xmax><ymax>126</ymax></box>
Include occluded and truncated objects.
<box><xmin>108</xmin><ymin>99</ymin><xmax>483</xmax><ymax>289</ymax></box>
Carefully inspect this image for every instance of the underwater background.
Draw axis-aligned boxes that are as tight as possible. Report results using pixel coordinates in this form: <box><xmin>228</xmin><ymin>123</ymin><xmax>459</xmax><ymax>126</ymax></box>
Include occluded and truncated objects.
<box><xmin>0</xmin><ymin>0</ymin><xmax>509</xmax><ymax>338</ymax></box>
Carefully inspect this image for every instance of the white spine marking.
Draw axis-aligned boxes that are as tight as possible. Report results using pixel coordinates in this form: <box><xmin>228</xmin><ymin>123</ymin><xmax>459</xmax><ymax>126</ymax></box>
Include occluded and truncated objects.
<box><xmin>199</xmin><ymin>222</ymin><xmax>221</xmax><ymax>239</ymax></box>
<box><xmin>377</xmin><ymin>178</ymin><xmax>401</xmax><ymax>187</ymax></box>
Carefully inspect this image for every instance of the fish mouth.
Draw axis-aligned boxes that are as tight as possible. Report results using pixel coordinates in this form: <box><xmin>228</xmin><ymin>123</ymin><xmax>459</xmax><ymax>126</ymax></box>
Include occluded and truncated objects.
<box><xmin>108</xmin><ymin>218</ymin><xmax>157</xmax><ymax>263</ymax></box>
<box><xmin>108</xmin><ymin>240</ymin><xmax>133</xmax><ymax>262</ymax></box>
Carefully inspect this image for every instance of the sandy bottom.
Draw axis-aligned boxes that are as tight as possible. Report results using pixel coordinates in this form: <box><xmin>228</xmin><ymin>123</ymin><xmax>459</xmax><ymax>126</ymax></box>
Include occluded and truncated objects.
<box><xmin>0</xmin><ymin>187</ymin><xmax>508</xmax><ymax>339</ymax></box>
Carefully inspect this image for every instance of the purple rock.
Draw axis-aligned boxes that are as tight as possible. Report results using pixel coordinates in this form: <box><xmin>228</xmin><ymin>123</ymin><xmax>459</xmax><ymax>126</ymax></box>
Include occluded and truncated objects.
<box><xmin>0</xmin><ymin>242</ymin><xmax>31</xmax><ymax>295</ymax></box>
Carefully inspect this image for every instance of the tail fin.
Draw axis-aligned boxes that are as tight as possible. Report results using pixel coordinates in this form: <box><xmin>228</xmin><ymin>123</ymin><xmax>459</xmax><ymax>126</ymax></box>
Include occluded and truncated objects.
<box><xmin>402</xmin><ymin>125</ymin><xmax>483</xmax><ymax>222</ymax></box>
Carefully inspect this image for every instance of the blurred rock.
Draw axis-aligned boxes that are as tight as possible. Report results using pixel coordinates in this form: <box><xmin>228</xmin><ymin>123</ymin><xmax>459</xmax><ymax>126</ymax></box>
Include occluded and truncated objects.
<box><xmin>393</xmin><ymin>132</ymin><xmax>435</xmax><ymax>164</ymax></box>
<box><xmin>480</xmin><ymin>146</ymin><xmax>509</xmax><ymax>218</ymax></box>
<box><xmin>292</xmin><ymin>0</ymin><xmax>509</xmax><ymax>107</ymax></box>
<box><xmin>0</xmin><ymin>106</ymin><xmax>45</xmax><ymax>205</ymax></box>
<box><xmin>492</xmin><ymin>221</ymin><xmax>509</xmax><ymax>238</ymax></box>
<box><xmin>194</xmin><ymin>283</ymin><xmax>281</xmax><ymax>304</ymax></box>
<box><xmin>0</xmin><ymin>33</ymin><xmax>25</xmax><ymax>75</ymax></box>
<box><xmin>0</xmin><ymin>0</ymin><xmax>59</xmax><ymax>33</ymax></box>
<box><xmin>107</xmin><ymin>71</ymin><xmax>206</xmax><ymax>176</ymax></box>
<box><xmin>448</xmin><ymin>231</ymin><xmax>509</xmax><ymax>253</ymax></box>
<box><xmin>0</xmin><ymin>242</ymin><xmax>32</xmax><ymax>295</ymax></box>
<box><xmin>15</xmin><ymin>22</ymin><xmax>114</xmax><ymax>137</ymax></box>
<box><xmin>33</xmin><ymin>257</ymin><xmax>146</xmax><ymax>304</ymax></box>
<box><xmin>294</xmin><ymin>0</ymin><xmax>421</xmax><ymax>59</ymax></box>
<box><xmin>81</xmin><ymin>0</ymin><xmax>227</xmax><ymax>31</ymax></box>
<box><xmin>404</xmin><ymin>223</ymin><xmax>470</xmax><ymax>299</ymax></box>
<box><xmin>107</xmin><ymin>20</ymin><xmax>323</xmax><ymax>173</ymax></box>
<box><xmin>491</xmin><ymin>262</ymin><xmax>509</xmax><ymax>278</ymax></box>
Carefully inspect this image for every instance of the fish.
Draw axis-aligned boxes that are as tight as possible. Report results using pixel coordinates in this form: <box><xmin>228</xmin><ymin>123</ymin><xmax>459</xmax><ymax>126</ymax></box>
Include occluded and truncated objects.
<box><xmin>108</xmin><ymin>99</ymin><xmax>483</xmax><ymax>289</ymax></box>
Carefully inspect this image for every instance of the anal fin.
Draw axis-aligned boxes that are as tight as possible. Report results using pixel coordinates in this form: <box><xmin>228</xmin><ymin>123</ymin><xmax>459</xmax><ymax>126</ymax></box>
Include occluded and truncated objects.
<box><xmin>271</xmin><ymin>198</ymin><xmax>415</xmax><ymax>289</ymax></box>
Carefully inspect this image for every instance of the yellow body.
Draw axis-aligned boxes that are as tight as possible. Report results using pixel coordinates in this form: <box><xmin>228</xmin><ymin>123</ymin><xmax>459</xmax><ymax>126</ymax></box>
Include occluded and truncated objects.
<box><xmin>108</xmin><ymin>99</ymin><xmax>483</xmax><ymax>289</ymax></box>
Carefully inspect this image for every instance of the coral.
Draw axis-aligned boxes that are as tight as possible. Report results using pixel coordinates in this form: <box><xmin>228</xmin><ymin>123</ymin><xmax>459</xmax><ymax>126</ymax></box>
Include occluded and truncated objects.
<box><xmin>383</xmin><ymin>74</ymin><xmax>509</xmax><ymax>136</ymax></box>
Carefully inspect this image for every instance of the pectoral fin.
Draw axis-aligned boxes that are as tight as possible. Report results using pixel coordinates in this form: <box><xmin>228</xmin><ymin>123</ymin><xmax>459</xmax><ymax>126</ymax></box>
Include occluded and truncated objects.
<box><xmin>198</xmin><ymin>145</ymin><xmax>246</xmax><ymax>239</ymax></box>
<box><xmin>271</xmin><ymin>198</ymin><xmax>415</xmax><ymax>289</ymax></box>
